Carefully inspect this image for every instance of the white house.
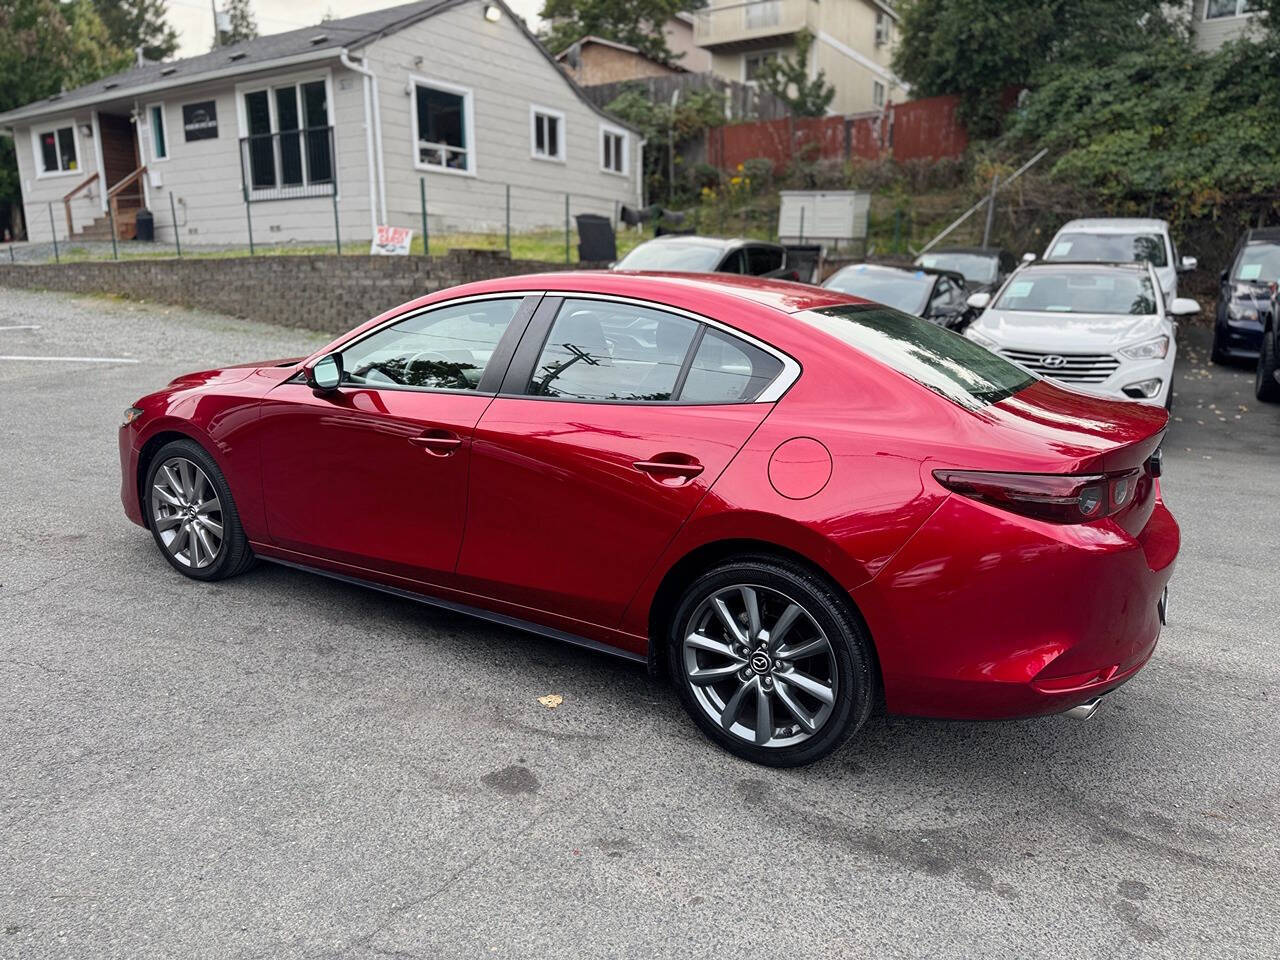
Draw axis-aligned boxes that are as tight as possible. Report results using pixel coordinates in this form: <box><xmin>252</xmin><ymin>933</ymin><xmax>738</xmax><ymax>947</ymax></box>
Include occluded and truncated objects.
<box><xmin>0</xmin><ymin>0</ymin><xmax>642</xmax><ymax>247</ymax></box>
<box><xmin>1188</xmin><ymin>0</ymin><xmax>1265</xmax><ymax>50</ymax></box>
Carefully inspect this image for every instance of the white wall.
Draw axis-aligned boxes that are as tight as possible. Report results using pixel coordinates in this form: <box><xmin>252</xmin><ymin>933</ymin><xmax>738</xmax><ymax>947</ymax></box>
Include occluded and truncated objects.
<box><xmin>366</xmin><ymin>0</ymin><xmax>641</xmax><ymax>236</ymax></box>
<box><xmin>14</xmin><ymin>112</ymin><xmax>103</xmax><ymax>243</ymax></box>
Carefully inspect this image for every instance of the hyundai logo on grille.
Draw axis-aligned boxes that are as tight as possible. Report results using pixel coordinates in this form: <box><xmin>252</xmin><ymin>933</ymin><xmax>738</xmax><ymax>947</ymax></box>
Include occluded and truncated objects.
<box><xmin>1041</xmin><ymin>355</ymin><xmax>1068</xmax><ymax>368</ymax></box>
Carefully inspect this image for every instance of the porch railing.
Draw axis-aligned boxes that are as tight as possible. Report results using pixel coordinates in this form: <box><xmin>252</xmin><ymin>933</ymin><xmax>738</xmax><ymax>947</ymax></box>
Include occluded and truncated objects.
<box><xmin>62</xmin><ymin>172</ymin><xmax>99</xmax><ymax>237</ymax></box>
<box><xmin>239</xmin><ymin>125</ymin><xmax>336</xmax><ymax>201</ymax></box>
<box><xmin>108</xmin><ymin>166</ymin><xmax>147</xmax><ymax>240</ymax></box>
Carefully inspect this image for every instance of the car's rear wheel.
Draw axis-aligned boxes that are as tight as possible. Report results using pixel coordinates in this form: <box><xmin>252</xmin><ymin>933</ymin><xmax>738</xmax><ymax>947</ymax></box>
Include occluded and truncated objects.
<box><xmin>668</xmin><ymin>558</ymin><xmax>875</xmax><ymax>767</ymax></box>
<box><xmin>144</xmin><ymin>438</ymin><xmax>255</xmax><ymax>581</ymax></box>
<box><xmin>1256</xmin><ymin>328</ymin><xmax>1280</xmax><ymax>403</ymax></box>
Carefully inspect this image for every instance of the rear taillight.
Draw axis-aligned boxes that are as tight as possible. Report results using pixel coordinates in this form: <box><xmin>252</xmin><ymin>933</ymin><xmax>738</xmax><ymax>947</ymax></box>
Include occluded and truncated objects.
<box><xmin>934</xmin><ymin>468</ymin><xmax>1142</xmax><ymax>524</ymax></box>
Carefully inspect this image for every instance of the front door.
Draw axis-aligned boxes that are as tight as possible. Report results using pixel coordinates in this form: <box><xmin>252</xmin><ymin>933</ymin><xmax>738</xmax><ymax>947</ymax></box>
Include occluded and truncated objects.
<box><xmin>456</xmin><ymin>296</ymin><xmax>785</xmax><ymax>628</ymax></box>
<box><xmin>256</xmin><ymin>295</ymin><xmax>536</xmax><ymax>584</ymax></box>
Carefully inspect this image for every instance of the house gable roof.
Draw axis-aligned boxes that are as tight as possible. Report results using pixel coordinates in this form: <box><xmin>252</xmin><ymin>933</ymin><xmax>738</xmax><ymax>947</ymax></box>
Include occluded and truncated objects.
<box><xmin>0</xmin><ymin>0</ymin><xmax>637</xmax><ymax>133</ymax></box>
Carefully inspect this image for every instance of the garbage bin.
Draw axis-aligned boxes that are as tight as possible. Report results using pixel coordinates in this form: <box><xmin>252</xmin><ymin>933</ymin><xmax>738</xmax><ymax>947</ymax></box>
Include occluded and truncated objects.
<box><xmin>134</xmin><ymin>207</ymin><xmax>154</xmax><ymax>242</ymax></box>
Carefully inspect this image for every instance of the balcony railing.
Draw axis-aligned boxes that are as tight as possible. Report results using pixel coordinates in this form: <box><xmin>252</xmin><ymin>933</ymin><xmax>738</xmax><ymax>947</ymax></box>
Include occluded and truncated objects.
<box><xmin>693</xmin><ymin>0</ymin><xmax>818</xmax><ymax>49</ymax></box>
<box><xmin>239</xmin><ymin>125</ymin><xmax>335</xmax><ymax>202</ymax></box>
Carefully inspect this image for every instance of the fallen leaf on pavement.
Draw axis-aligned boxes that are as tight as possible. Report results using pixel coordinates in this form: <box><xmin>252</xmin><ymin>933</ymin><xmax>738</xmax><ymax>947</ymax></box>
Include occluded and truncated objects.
<box><xmin>537</xmin><ymin>694</ymin><xmax>564</xmax><ymax>709</ymax></box>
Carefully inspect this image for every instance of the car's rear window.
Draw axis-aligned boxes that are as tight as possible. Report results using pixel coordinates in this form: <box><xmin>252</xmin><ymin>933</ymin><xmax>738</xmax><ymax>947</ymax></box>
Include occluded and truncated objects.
<box><xmin>802</xmin><ymin>304</ymin><xmax>1035</xmax><ymax>409</ymax></box>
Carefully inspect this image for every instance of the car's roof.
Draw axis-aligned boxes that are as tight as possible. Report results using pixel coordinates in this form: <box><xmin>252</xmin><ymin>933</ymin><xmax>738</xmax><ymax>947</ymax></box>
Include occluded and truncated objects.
<box><xmin>1056</xmin><ymin>218</ymin><xmax>1169</xmax><ymax>233</ymax></box>
<box><xmin>1246</xmin><ymin>227</ymin><xmax>1280</xmax><ymax>242</ymax></box>
<box><xmin>920</xmin><ymin>246</ymin><xmax>1005</xmax><ymax>257</ymax></box>
<box><xmin>830</xmin><ymin>262</ymin><xmax>935</xmax><ymax>279</ymax></box>
<box><xmin>637</xmin><ymin>235</ymin><xmax>780</xmax><ymax>252</ymax></box>
<box><xmin>1021</xmin><ymin>260</ymin><xmax>1151</xmax><ymax>272</ymax></box>
<box><xmin>424</xmin><ymin>270</ymin><xmax>856</xmax><ymax>315</ymax></box>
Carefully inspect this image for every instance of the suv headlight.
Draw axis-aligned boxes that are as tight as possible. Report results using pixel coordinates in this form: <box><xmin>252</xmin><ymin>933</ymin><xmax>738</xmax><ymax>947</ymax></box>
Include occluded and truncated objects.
<box><xmin>1119</xmin><ymin>336</ymin><xmax>1170</xmax><ymax>361</ymax></box>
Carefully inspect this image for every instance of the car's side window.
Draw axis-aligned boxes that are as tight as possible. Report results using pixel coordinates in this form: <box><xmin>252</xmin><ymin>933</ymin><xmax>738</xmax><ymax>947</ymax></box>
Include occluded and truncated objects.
<box><xmin>339</xmin><ymin>298</ymin><xmax>523</xmax><ymax>391</ymax></box>
<box><xmin>680</xmin><ymin>329</ymin><xmax>784</xmax><ymax>404</ymax></box>
<box><xmin>928</xmin><ymin>277</ymin><xmax>953</xmax><ymax>314</ymax></box>
<box><xmin>747</xmin><ymin>245</ymin><xmax>784</xmax><ymax>275</ymax></box>
<box><xmin>526</xmin><ymin>299</ymin><xmax>698</xmax><ymax>401</ymax></box>
<box><xmin>720</xmin><ymin>249</ymin><xmax>746</xmax><ymax>274</ymax></box>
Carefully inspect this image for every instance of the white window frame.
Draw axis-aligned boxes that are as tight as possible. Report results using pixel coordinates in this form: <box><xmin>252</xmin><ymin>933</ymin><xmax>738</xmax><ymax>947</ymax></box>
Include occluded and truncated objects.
<box><xmin>30</xmin><ymin>123</ymin><xmax>81</xmax><ymax>179</ymax></box>
<box><xmin>875</xmin><ymin>11</ymin><xmax>891</xmax><ymax>46</ymax></box>
<box><xmin>410</xmin><ymin>75</ymin><xmax>476</xmax><ymax>177</ymax></box>
<box><xmin>145</xmin><ymin>102</ymin><xmax>170</xmax><ymax>163</ymax></box>
<box><xmin>1204</xmin><ymin>0</ymin><xmax>1253</xmax><ymax>18</ymax></box>
<box><xmin>742</xmin><ymin>49</ymin><xmax>782</xmax><ymax>85</ymax></box>
<box><xmin>235</xmin><ymin>68</ymin><xmax>337</xmax><ymax>197</ymax></box>
<box><xmin>530</xmin><ymin>105</ymin><xmax>566</xmax><ymax>163</ymax></box>
<box><xmin>872</xmin><ymin>80</ymin><xmax>886</xmax><ymax>108</ymax></box>
<box><xmin>599</xmin><ymin>122</ymin><xmax>629</xmax><ymax>177</ymax></box>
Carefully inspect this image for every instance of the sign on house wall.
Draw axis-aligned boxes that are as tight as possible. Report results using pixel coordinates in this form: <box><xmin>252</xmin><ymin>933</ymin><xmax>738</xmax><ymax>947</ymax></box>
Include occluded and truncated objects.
<box><xmin>182</xmin><ymin>102</ymin><xmax>218</xmax><ymax>141</ymax></box>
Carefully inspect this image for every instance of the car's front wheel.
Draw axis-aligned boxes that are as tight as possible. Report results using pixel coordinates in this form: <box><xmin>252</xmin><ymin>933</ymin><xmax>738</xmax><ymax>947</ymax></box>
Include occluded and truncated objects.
<box><xmin>669</xmin><ymin>558</ymin><xmax>875</xmax><ymax>766</ymax></box>
<box><xmin>144</xmin><ymin>438</ymin><xmax>256</xmax><ymax>581</ymax></box>
<box><xmin>1256</xmin><ymin>328</ymin><xmax>1280</xmax><ymax>403</ymax></box>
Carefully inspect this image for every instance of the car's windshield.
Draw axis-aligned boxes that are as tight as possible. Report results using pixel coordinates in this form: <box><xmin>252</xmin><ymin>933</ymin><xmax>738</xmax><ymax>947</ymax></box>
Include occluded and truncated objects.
<box><xmin>823</xmin><ymin>268</ymin><xmax>931</xmax><ymax>314</ymax></box>
<box><xmin>801</xmin><ymin>303</ymin><xmax>1034</xmax><ymax>409</ymax></box>
<box><xmin>1046</xmin><ymin>231</ymin><xmax>1168</xmax><ymax>268</ymax></box>
<box><xmin>615</xmin><ymin>241</ymin><xmax>725</xmax><ymax>272</ymax></box>
<box><xmin>1234</xmin><ymin>242</ymin><xmax>1280</xmax><ymax>283</ymax></box>
<box><xmin>993</xmin><ymin>268</ymin><xmax>1158</xmax><ymax>315</ymax></box>
<box><xmin>917</xmin><ymin>252</ymin><xmax>998</xmax><ymax>285</ymax></box>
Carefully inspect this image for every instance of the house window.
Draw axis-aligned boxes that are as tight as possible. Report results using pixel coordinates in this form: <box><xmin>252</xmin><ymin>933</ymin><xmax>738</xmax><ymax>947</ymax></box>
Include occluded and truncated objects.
<box><xmin>531</xmin><ymin>106</ymin><xmax>564</xmax><ymax>162</ymax></box>
<box><xmin>600</xmin><ymin>124</ymin><xmax>628</xmax><ymax>176</ymax></box>
<box><xmin>148</xmin><ymin>104</ymin><xmax>168</xmax><ymax>160</ymax></box>
<box><xmin>35</xmin><ymin>125</ymin><xmax>78</xmax><ymax>175</ymax></box>
<box><xmin>873</xmin><ymin>81</ymin><xmax>886</xmax><ymax>108</ymax></box>
<box><xmin>1205</xmin><ymin>0</ymin><xmax>1253</xmax><ymax>17</ymax></box>
<box><xmin>744</xmin><ymin>51</ymin><xmax>778</xmax><ymax>83</ymax></box>
<box><xmin>413</xmin><ymin>79</ymin><xmax>473</xmax><ymax>174</ymax></box>
<box><xmin>242</xmin><ymin>78</ymin><xmax>332</xmax><ymax>192</ymax></box>
<box><xmin>875</xmin><ymin>11</ymin><xmax>891</xmax><ymax>46</ymax></box>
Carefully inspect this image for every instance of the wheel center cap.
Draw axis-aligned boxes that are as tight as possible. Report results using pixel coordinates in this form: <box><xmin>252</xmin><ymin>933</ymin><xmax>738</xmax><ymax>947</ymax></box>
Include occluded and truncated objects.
<box><xmin>750</xmin><ymin>651</ymin><xmax>773</xmax><ymax>676</ymax></box>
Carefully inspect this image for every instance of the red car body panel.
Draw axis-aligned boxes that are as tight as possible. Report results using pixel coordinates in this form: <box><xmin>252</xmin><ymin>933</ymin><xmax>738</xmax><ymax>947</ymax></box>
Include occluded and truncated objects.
<box><xmin>119</xmin><ymin>271</ymin><xmax>1179</xmax><ymax>720</ymax></box>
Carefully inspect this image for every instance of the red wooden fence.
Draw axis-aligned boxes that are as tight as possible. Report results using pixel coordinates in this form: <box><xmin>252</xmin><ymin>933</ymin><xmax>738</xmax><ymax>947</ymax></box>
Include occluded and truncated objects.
<box><xmin>706</xmin><ymin>94</ymin><xmax>971</xmax><ymax>172</ymax></box>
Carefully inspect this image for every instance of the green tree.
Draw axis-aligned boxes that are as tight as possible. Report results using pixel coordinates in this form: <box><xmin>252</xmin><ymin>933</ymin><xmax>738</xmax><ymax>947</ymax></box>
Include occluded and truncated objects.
<box><xmin>606</xmin><ymin>86</ymin><xmax>726</xmax><ymax>200</ymax></box>
<box><xmin>214</xmin><ymin>0</ymin><xmax>258</xmax><ymax>47</ymax></box>
<box><xmin>0</xmin><ymin>0</ymin><xmax>130</xmax><ymax>236</ymax></box>
<box><xmin>893</xmin><ymin>0</ymin><xmax>1181</xmax><ymax>136</ymax></box>
<box><xmin>754</xmin><ymin>31</ymin><xmax>835</xmax><ymax>117</ymax></box>
<box><xmin>93</xmin><ymin>0</ymin><xmax>179</xmax><ymax>62</ymax></box>
<box><xmin>540</xmin><ymin>0</ymin><xmax>693</xmax><ymax>64</ymax></box>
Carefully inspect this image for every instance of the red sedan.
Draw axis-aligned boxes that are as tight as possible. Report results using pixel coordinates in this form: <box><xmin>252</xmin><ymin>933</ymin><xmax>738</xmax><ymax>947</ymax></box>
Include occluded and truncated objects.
<box><xmin>119</xmin><ymin>272</ymin><xmax>1178</xmax><ymax>766</ymax></box>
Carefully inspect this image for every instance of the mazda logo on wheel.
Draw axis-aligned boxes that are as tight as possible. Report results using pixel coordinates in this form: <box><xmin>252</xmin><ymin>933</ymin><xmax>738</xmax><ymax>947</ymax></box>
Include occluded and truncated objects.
<box><xmin>1041</xmin><ymin>355</ymin><xmax>1067</xmax><ymax>368</ymax></box>
<box><xmin>750</xmin><ymin>652</ymin><xmax>772</xmax><ymax>675</ymax></box>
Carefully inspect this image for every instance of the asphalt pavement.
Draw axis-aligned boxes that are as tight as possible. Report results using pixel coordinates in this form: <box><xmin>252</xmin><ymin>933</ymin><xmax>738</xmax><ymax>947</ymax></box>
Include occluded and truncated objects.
<box><xmin>1</xmin><ymin>289</ymin><xmax>1277</xmax><ymax>959</ymax></box>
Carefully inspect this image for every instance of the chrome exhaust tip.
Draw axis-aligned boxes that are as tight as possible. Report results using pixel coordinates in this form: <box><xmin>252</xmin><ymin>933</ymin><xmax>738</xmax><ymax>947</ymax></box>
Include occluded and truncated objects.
<box><xmin>1065</xmin><ymin>697</ymin><xmax>1103</xmax><ymax>721</ymax></box>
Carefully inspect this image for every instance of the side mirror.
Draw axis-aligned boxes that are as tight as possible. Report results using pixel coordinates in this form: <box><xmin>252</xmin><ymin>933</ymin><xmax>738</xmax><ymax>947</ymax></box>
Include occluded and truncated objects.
<box><xmin>305</xmin><ymin>353</ymin><xmax>343</xmax><ymax>392</ymax></box>
<box><xmin>1220</xmin><ymin>270</ymin><xmax>1230</xmax><ymax>285</ymax></box>
<box><xmin>1170</xmin><ymin>297</ymin><xmax>1200</xmax><ymax>317</ymax></box>
<box><xmin>1179</xmin><ymin>255</ymin><xmax>1198</xmax><ymax>273</ymax></box>
<box><xmin>1021</xmin><ymin>252</ymin><xmax>1037</xmax><ymax>263</ymax></box>
<box><xmin>966</xmin><ymin>292</ymin><xmax>992</xmax><ymax>310</ymax></box>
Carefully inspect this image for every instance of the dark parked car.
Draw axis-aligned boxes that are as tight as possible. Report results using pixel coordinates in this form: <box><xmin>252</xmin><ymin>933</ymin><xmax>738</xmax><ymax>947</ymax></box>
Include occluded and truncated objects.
<box><xmin>914</xmin><ymin>246</ymin><xmax>1016</xmax><ymax>294</ymax></box>
<box><xmin>614</xmin><ymin>236</ymin><xmax>796</xmax><ymax>279</ymax></box>
<box><xmin>822</xmin><ymin>263</ymin><xmax>973</xmax><ymax>329</ymax></box>
<box><xmin>1213</xmin><ymin>227</ymin><xmax>1280</xmax><ymax>366</ymax></box>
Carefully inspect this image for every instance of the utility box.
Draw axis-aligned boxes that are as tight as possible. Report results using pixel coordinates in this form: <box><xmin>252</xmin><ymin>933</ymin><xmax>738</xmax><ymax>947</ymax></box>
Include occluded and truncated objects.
<box><xmin>777</xmin><ymin>191</ymin><xmax>870</xmax><ymax>248</ymax></box>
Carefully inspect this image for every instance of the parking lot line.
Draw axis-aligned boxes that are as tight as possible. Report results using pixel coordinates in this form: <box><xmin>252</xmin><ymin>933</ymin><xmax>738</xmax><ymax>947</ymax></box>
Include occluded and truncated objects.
<box><xmin>0</xmin><ymin>325</ymin><xmax>41</xmax><ymax>331</ymax></box>
<box><xmin>0</xmin><ymin>355</ymin><xmax>139</xmax><ymax>363</ymax></box>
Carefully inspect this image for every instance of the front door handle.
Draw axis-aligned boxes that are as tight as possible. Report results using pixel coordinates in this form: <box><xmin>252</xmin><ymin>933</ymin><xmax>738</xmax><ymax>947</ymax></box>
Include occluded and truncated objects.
<box><xmin>633</xmin><ymin>458</ymin><xmax>704</xmax><ymax>481</ymax></box>
<box><xmin>410</xmin><ymin>432</ymin><xmax>464</xmax><ymax>456</ymax></box>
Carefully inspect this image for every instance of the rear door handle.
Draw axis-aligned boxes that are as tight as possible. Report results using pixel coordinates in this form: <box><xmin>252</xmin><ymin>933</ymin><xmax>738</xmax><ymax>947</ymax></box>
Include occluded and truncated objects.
<box><xmin>633</xmin><ymin>458</ymin><xmax>704</xmax><ymax>480</ymax></box>
<box><xmin>410</xmin><ymin>432</ymin><xmax>464</xmax><ymax>456</ymax></box>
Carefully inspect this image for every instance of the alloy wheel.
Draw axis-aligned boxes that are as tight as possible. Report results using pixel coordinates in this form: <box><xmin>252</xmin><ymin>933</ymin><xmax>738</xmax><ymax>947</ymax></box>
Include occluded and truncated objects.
<box><xmin>682</xmin><ymin>584</ymin><xmax>837</xmax><ymax>748</ymax></box>
<box><xmin>150</xmin><ymin>457</ymin><xmax>224</xmax><ymax>569</ymax></box>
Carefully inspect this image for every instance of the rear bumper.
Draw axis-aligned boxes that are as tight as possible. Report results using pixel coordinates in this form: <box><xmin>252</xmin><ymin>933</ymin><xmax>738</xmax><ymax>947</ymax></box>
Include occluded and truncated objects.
<box><xmin>852</xmin><ymin>490</ymin><xmax>1179</xmax><ymax>720</ymax></box>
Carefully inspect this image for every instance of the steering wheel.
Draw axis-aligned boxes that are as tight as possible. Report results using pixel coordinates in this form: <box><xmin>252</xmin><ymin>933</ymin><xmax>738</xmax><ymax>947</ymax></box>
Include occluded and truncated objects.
<box><xmin>403</xmin><ymin>350</ymin><xmax>471</xmax><ymax>389</ymax></box>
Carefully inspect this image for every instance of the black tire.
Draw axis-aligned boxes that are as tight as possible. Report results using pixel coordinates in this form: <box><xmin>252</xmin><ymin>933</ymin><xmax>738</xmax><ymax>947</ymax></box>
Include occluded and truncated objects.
<box><xmin>1257</xmin><ymin>328</ymin><xmax>1280</xmax><ymax>403</ymax></box>
<box><xmin>1210</xmin><ymin>327</ymin><xmax>1230</xmax><ymax>366</ymax></box>
<box><xmin>143</xmin><ymin>438</ymin><xmax>256</xmax><ymax>581</ymax></box>
<box><xmin>668</xmin><ymin>556</ymin><xmax>875</xmax><ymax>767</ymax></box>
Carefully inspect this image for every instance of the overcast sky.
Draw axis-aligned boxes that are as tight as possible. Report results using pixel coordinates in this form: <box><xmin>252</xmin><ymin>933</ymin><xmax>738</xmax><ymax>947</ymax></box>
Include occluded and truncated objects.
<box><xmin>167</xmin><ymin>0</ymin><xmax>546</xmax><ymax>57</ymax></box>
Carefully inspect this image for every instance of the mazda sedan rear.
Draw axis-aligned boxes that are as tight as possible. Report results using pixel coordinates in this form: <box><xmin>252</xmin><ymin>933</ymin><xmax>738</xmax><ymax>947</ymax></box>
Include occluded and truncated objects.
<box><xmin>119</xmin><ymin>272</ymin><xmax>1178</xmax><ymax>766</ymax></box>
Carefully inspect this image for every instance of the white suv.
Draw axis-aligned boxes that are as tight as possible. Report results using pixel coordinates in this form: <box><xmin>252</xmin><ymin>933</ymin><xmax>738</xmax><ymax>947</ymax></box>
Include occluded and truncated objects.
<box><xmin>1043</xmin><ymin>218</ymin><xmax>1196</xmax><ymax>301</ymax></box>
<box><xmin>964</xmin><ymin>261</ymin><xmax>1199</xmax><ymax>407</ymax></box>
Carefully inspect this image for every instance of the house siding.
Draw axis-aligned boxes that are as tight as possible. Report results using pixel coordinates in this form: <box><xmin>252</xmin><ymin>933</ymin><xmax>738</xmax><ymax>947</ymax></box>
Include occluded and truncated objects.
<box><xmin>366</xmin><ymin>2</ymin><xmax>640</xmax><ymax>237</ymax></box>
<box><xmin>15</xmin><ymin>111</ymin><xmax>105</xmax><ymax>242</ymax></box>
<box><xmin>1191</xmin><ymin>7</ymin><xmax>1262</xmax><ymax>50</ymax></box>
